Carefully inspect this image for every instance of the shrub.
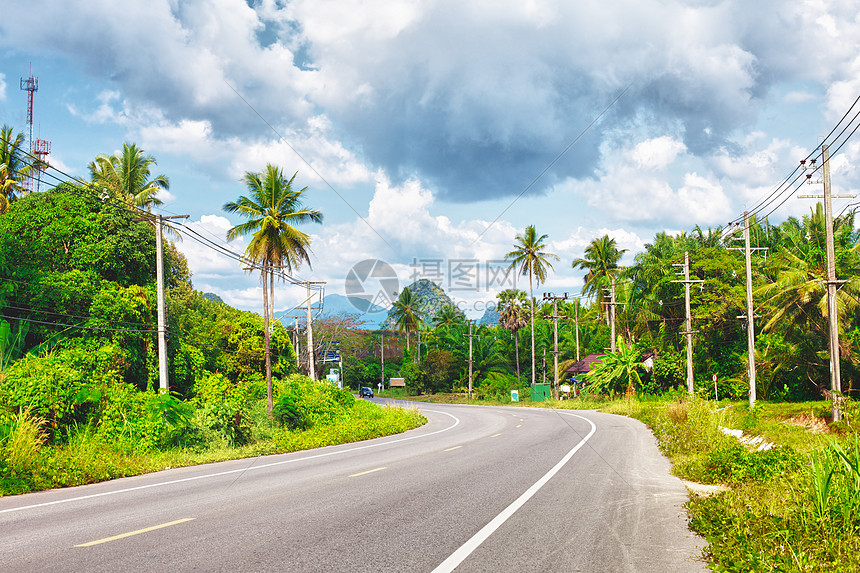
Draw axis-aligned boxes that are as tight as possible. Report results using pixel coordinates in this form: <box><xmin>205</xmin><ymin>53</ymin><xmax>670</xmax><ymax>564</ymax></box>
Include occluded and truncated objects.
<box><xmin>273</xmin><ymin>377</ymin><xmax>356</xmax><ymax>430</ymax></box>
<box><xmin>192</xmin><ymin>371</ymin><xmax>251</xmax><ymax>446</ymax></box>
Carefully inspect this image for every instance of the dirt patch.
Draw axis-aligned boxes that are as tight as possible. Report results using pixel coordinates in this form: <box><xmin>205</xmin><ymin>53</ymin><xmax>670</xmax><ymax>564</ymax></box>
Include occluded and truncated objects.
<box><xmin>784</xmin><ymin>413</ymin><xmax>830</xmax><ymax>434</ymax></box>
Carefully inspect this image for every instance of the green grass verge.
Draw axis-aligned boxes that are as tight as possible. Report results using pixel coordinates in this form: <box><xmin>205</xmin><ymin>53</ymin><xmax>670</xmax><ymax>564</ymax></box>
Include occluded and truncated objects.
<box><xmin>0</xmin><ymin>401</ymin><xmax>425</xmax><ymax>496</ymax></box>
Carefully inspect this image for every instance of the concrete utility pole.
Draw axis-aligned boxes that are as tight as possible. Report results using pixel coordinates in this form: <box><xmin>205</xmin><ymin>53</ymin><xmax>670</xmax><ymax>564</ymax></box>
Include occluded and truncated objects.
<box><xmin>743</xmin><ymin>214</ymin><xmax>757</xmax><ymax>409</ymax></box>
<box><xmin>610</xmin><ymin>276</ymin><xmax>617</xmax><ymax>352</ymax></box>
<box><xmin>799</xmin><ymin>145</ymin><xmax>853</xmax><ymax>421</ymax></box>
<box><xmin>467</xmin><ymin>321</ymin><xmax>475</xmax><ymax>400</ymax></box>
<box><xmin>727</xmin><ymin>213</ymin><xmax>767</xmax><ymax>410</ymax></box>
<box><xmin>151</xmin><ymin>213</ymin><xmax>188</xmax><ymax>394</ymax></box>
<box><xmin>380</xmin><ymin>333</ymin><xmax>384</xmax><ymax>388</ymax></box>
<box><xmin>543</xmin><ymin>292</ymin><xmax>569</xmax><ymax>400</ymax></box>
<box><xmin>672</xmin><ymin>252</ymin><xmax>703</xmax><ymax>395</ymax></box>
<box><xmin>574</xmin><ymin>299</ymin><xmax>581</xmax><ymax>362</ymax></box>
<box><xmin>303</xmin><ymin>281</ymin><xmax>321</xmax><ymax>380</ymax></box>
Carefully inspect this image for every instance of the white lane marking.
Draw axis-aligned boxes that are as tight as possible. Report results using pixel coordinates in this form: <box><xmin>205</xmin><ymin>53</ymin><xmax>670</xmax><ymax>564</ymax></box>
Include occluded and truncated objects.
<box><xmin>75</xmin><ymin>518</ymin><xmax>195</xmax><ymax>547</ymax></box>
<box><xmin>349</xmin><ymin>467</ymin><xmax>386</xmax><ymax>477</ymax></box>
<box><xmin>0</xmin><ymin>409</ymin><xmax>460</xmax><ymax>515</ymax></box>
<box><xmin>431</xmin><ymin>412</ymin><xmax>597</xmax><ymax>573</ymax></box>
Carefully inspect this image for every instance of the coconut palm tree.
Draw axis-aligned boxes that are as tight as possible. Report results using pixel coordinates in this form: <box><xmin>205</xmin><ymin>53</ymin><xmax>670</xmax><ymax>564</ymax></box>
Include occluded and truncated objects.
<box><xmin>391</xmin><ymin>287</ymin><xmax>423</xmax><ymax>359</ymax></box>
<box><xmin>505</xmin><ymin>225</ymin><xmax>559</xmax><ymax>386</ymax></box>
<box><xmin>497</xmin><ymin>289</ymin><xmax>529</xmax><ymax>383</ymax></box>
<box><xmin>89</xmin><ymin>143</ymin><xmax>169</xmax><ymax>211</ymax></box>
<box><xmin>433</xmin><ymin>304</ymin><xmax>464</xmax><ymax>330</ymax></box>
<box><xmin>573</xmin><ymin>234</ymin><xmax>627</xmax><ymax>316</ymax></box>
<box><xmin>0</xmin><ymin>125</ymin><xmax>31</xmax><ymax>214</ymax></box>
<box><xmin>223</xmin><ymin>164</ymin><xmax>322</xmax><ymax>413</ymax></box>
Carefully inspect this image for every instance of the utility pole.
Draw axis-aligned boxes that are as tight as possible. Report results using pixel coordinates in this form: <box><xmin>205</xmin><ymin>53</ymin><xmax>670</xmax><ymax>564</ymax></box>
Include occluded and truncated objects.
<box><xmin>380</xmin><ymin>333</ymin><xmax>385</xmax><ymax>389</ymax></box>
<box><xmin>610</xmin><ymin>276</ymin><xmax>616</xmax><ymax>352</ymax></box>
<box><xmin>743</xmin><ymin>213</ymin><xmax>757</xmax><ymax>409</ymax></box>
<box><xmin>574</xmin><ymin>299</ymin><xmax>580</xmax><ymax>362</ymax></box>
<box><xmin>467</xmin><ymin>321</ymin><xmax>475</xmax><ymax>400</ymax></box>
<box><xmin>543</xmin><ymin>292</ymin><xmax>569</xmax><ymax>400</ymax></box>
<box><xmin>139</xmin><ymin>213</ymin><xmax>188</xmax><ymax>394</ymax></box>
<box><xmin>799</xmin><ymin>145</ymin><xmax>853</xmax><ymax>421</ymax></box>
<box><xmin>299</xmin><ymin>281</ymin><xmax>325</xmax><ymax>380</ymax></box>
<box><xmin>727</xmin><ymin>213</ymin><xmax>767</xmax><ymax>410</ymax></box>
<box><xmin>672</xmin><ymin>252</ymin><xmax>703</xmax><ymax>395</ymax></box>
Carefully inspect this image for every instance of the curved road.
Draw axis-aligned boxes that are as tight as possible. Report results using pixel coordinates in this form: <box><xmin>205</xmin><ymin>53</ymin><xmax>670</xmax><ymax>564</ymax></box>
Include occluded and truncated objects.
<box><xmin>0</xmin><ymin>402</ymin><xmax>706</xmax><ymax>572</ymax></box>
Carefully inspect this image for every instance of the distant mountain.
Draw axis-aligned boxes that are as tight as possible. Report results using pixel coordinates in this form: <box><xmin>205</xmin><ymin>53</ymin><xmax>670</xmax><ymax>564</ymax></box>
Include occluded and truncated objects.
<box><xmin>382</xmin><ymin>279</ymin><xmax>460</xmax><ymax>329</ymax></box>
<box><xmin>478</xmin><ymin>307</ymin><xmax>499</xmax><ymax>327</ymax></box>
<box><xmin>201</xmin><ymin>292</ymin><xmax>224</xmax><ymax>303</ymax></box>
<box><xmin>275</xmin><ymin>294</ymin><xmax>388</xmax><ymax>330</ymax></box>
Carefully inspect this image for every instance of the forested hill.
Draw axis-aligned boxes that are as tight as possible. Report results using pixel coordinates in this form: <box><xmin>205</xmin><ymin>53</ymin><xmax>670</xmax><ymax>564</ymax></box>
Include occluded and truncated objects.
<box><xmin>382</xmin><ymin>279</ymin><xmax>458</xmax><ymax>328</ymax></box>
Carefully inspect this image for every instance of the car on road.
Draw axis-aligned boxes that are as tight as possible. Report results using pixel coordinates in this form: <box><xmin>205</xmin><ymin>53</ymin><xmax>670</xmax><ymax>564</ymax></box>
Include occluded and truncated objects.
<box><xmin>359</xmin><ymin>387</ymin><xmax>374</xmax><ymax>398</ymax></box>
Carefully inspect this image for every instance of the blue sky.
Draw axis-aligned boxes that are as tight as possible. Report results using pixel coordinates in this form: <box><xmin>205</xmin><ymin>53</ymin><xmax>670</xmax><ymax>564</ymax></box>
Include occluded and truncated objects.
<box><xmin>1</xmin><ymin>0</ymin><xmax>859</xmax><ymax>319</ymax></box>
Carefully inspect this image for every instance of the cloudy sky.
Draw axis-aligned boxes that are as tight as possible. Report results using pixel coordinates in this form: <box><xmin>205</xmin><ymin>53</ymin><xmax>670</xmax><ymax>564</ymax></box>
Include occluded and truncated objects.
<box><xmin>1</xmin><ymin>0</ymin><xmax>859</xmax><ymax>318</ymax></box>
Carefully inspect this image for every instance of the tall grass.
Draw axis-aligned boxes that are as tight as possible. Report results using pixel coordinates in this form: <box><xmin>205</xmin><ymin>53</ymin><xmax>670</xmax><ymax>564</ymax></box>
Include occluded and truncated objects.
<box><xmin>3</xmin><ymin>409</ymin><xmax>47</xmax><ymax>474</ymax></box>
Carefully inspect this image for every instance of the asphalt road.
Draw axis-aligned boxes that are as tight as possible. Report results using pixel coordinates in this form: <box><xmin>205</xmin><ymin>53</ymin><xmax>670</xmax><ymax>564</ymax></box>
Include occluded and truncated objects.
<box><xmin>0</xmin><ymin>401</ymin><xmax>706</xmax><ymax>572</ymax></box>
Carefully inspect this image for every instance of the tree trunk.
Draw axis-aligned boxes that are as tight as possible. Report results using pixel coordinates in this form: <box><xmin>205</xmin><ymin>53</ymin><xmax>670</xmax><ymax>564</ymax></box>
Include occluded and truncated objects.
<box><xmin>262</xmin><ymin>266</ymin><xmax>272</xmax><ymax>415</ymax></box>
<box><xmin>529</xmin><ymin>270</ymin><xmax>536</xmax><ymax>386</ymax></box>
<box><xmin>514</xmin><ymin>329</ymin><xmax>521</xmax><ymax>382</ymax></box>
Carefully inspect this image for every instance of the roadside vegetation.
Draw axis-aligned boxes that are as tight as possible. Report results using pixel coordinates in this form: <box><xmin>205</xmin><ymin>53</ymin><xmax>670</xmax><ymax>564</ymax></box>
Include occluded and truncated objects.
<box><xmin>604</xmin><ymin>396</ymin><xmax>860</xmax><ymax>572</ymax></box>
<box><xmin>0</xmin><ymin>374</ymin><xmax>424</xmax><ymax>495</ymax></box>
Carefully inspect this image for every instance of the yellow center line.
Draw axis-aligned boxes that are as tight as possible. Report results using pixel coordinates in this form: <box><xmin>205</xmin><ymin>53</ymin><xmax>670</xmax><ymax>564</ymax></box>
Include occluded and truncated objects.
<box><xmin>444</xmin><ymin>446</ymin><xmax>462</xmax><ymax>452</ymax></box>
<box><xmin>75</xmin><ymin>518</ymin><xmax>195</xmax><ymax>547</ymax></box>
<box><xmin>516</xmin><ymin>424</ymin><xmax>522</xmax><ymax>428</ymax></box>
<box><xmin>350</xmin><ymin>467</ymin><xmax>386</xmax><ymax>477</ymax></box>
<box><xmin>490</xmin><ymin>433</ymin><xmax>502</xmax><ymax>438</ymax></box>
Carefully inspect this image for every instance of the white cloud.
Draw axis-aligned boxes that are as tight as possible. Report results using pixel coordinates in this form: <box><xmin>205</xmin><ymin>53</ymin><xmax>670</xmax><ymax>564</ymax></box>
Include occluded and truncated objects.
<box><xmin>0</xmin><ymin>73</ymin><xmax>6</xmax><ymax>101</ymax></box>
<box><xmin>633</xmin><ymin>137</ymin><xmax>686</xmax><ymax>170</ymax></box>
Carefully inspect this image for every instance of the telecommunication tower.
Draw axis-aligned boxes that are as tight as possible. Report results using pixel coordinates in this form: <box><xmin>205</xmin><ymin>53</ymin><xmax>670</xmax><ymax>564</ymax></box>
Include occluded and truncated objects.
<box><xmin>19</xmin><ymin>71</ymin><xmax>51</xmax><ymax>192</ymax></box>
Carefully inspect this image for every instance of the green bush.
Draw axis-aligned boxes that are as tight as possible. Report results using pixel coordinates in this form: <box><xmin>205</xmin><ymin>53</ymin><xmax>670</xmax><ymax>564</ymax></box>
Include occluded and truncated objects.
<box><xmin>95</xmin><ymin>384</ymin><xmax>196</xmax><ymax>453</ymax></box>
<box><xmin>273</xmin><ymin>377</ymin><xmax>356</xmax><ymax>430</ymax></box>
<box><xmin>191</xmin><ymin>371</ymin><xmax>251</xmax><ymax>446</ymax></box>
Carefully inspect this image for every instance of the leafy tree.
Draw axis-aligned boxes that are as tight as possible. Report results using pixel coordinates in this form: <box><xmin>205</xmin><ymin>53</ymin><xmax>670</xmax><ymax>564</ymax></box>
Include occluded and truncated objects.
<box><xmin>0</xmin><ymin>125</ymin><xmax>31</xmax><ymax>214</ymax></box>
<box><xmin>223</xmin><ymin>165</ymin><xmax>322</xmax><ymax>413</ymax></box>
<box><xmin>757</xmin><ymin>205</ymin><xmax>860</xmax><ymax>397</ymax></box>
<box><xmin>88</xmin><ymin>143</ymin><xmax>169</xmax><ymax>211</ymax></box>
<box><xmin>505</xmin><ymin>225</ymin><xmax>558</xmax><ymax>385</ymax></box>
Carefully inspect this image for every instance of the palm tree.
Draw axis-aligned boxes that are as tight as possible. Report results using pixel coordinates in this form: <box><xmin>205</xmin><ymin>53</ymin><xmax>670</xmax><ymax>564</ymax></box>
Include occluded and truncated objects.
<box><xmin>497</xmin><ymin>289</ymin><xmax>528</xmax><ymax>383</ymax></box>
<box><xmin>0</xmin><ymin>125</ymin><xmax>31</xmax><ymax>214</ymax></box>
<box><xmin>469</xmin><ymin>336</ymin><xmax>510</xmax><ymax>387</ymax></box>
<box><xmin>391</xmin><ymin>287</ymin><xmax>423</xmax><ymax>359</ymax></box>
<box><xmin>433</xmin><ymin>305</ymin><xmax>464</xmax><ymax>330</ymax></box>
<box><xmin>505</xmin><ymin>225</ymin><xmax>559</xmax><ymax>386</ymax></box>
<box><xmin>223</xmin><ymin>165</ymin><xmax>322</xmax><ymax>413</ymax></box>
<box><xmin>88</xmin><ymin>143</ymin><xmax>169</xmax><ymax>211</ymax></box>
<box><xmin>573</xmin><ymin>234</ymin><xmax>627</xmax><ymax>317</ymax></box>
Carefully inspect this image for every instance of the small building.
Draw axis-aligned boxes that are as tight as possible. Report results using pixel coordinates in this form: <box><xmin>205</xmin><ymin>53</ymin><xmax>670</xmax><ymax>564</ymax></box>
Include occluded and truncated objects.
<box><xmin>565</xmin><ymin>353</ymin><xmax>605</xmax><ymax>376</ymax></box>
